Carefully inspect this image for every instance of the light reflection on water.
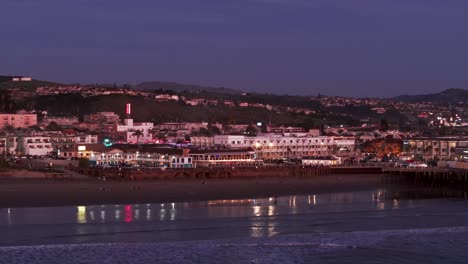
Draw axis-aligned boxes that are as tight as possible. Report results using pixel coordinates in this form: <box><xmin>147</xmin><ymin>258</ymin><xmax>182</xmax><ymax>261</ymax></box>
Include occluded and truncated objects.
<box><xmin>2</xmin><ymin>188</ymin><xmax>468</xmax><ymax>247</ymax></box>
<box><xmin>1</xmin><ymin>188</ymin><xmax>457</xmax><ymax>228</ymax></box>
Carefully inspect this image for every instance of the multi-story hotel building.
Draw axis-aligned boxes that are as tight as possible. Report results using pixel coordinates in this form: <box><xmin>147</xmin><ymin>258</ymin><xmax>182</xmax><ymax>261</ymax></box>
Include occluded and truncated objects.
<box><xmin>403</xmin><ymin>137</ymin><xmax>468</xmax><ymax>160</ymax></box>
<box><xmin>19</xmin><ymin>136</ymin><xmax>53</xmax><ymax>156</ymax></box>
<box><xmin>0</xmin><ymin>114</ymin><xmax>37</xmax><ymax>129</ymax></box>
<box><xmin>212</xmin><ymin>134</ymin><xmax>355</xmax><ymax>159</ymax></box>
<box><xmin>0</xmin><ymin>135</ymin><xmax>52</xmax><ymax>156</ymax></box>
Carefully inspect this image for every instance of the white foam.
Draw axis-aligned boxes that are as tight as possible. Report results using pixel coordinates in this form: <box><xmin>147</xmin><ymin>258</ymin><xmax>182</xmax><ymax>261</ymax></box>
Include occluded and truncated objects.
<box><xmin>2</xmin><ymin>226</ymin><xmax>468</xmax><ymax>264</ymax></box>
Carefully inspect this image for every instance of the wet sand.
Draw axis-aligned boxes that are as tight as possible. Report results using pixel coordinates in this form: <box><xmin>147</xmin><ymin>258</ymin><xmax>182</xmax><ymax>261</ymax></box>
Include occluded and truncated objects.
<box><xmin>0</xmin><ymin>174</ymin><xmax>382</xmax><ymax>208</ymax></box>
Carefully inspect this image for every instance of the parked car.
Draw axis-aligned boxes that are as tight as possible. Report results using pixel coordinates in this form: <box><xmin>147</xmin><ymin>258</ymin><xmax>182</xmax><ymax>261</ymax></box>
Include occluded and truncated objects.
<box><xmin>394</xmin><ymin>162</ymin><xmax>409</xmax><ymax>168</ymax></box>
<box><xmin>408</xmin><ymin>163</ymin><xmax>428</xmax><ymax>168</ymax></box>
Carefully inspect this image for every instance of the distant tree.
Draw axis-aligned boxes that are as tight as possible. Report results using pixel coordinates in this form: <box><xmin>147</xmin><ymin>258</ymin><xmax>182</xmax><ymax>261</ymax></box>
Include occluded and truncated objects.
<box><xmin>222</xmin><ymin>125</ymin><xmax>232</xmax><ymax>134</ymax></box>
<box><xmin>132</xmin><ymin>129</ymin><xmax>144</xmax><ymax>144</ymax></box>
<box><xmin>197</xmin><ymin>127</ymin><xmax>210</xmax><ymax>136</ymax></box>
<box><xmin>28</xmin><ymin>125</ymin><xmax>42</xmax><ymax>132</ymax></box>
<box><xmin>380</xmin><ymin>119</ymin><xmax>389</xmax><ymax>131</ymax></box>
<box><xmin>0</xmin><ymin>90</ymin><xmax>15</xmax><ymax>113</ymax></box>
<box><xmin>3</xmin><ymin>125</ymin><xmax>15</xmax><ymax>133</ymax></box>
<box><xmin>45</xmin><ymin>121</ymin><xmax>62</xmax><ymax>131</ymax></box>
<box><xmin>245</xmin><ymin>124</ymin><xmax>258</xmax><ymax>136</ymax></box>
<box><xmin>78</xmin><ymin>158</ymin><xmax>90</xmax><ymax>168</ymax></box>
<box><xmin>207</xmin><ymin>125</ymin><xmax>221</xmax><ymax>136</ymax></box>
<box><xmin>417</xmin><ymin>119</ymin><xmax>428</xmax><ymax>129</ymax></box>
<box><xmin>439</xmin><ymin>126</ymin><xmax>448</xmax><ymax>136</ymax></box>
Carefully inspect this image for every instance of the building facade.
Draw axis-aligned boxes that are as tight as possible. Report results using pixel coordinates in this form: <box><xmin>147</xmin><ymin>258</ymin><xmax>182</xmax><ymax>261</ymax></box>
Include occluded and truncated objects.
<box><xmin>83</xmin><ymin>146</ymin><xmax>192</xmax><ymax>168</ymax></box>
<box><xmin>18</xmin><ymin>136</ymin><xmax>53</xmax><ymax>156</ymax></box>
<box><xmin>190</xmin><ymin>136</ymin><xmax>215</xmax><ymax>148</ymax></box>
<box><xmin>116</xmin><ymin>118</ymin><xmax>154</xmax><ymax>143</ymax></box>
<box><xmin>51</xmin><ymin>134</ymin><xmax>99</xmax><ymax>156</ymax></box>
<box><xmin>84</xmin><ymin>112</ymin><xmax>120</xmax><ymax>124</ymax></box>
<box><xmin>403</xmin><ymin>137</ymin><xmax>467</xmax><ymax>160</ymax></box>
<box><xmin>0</xmin><ymin>114</ymin><xmax>37</xmax><ymax>129</ymax></box>
<box><xmin>189</xmin><ymin>149</ymin><xmax>258</xmax><ymax>167</ymax></box>
<box><xmin>42</xmin><ymin>116</ymin><xmax>79</xmax><ymax>126</ymax></box>
<box><xmin>212</xmin><ymin>134</ymin><xmax>355</xmax><ymax>159</ymax></box>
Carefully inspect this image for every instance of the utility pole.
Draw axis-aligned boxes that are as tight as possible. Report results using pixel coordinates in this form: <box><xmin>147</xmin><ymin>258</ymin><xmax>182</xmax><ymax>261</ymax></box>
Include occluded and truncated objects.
<box><xmin>4</xmin><ymin>134</ymin><xmax>8</xmax><ymax>160</ymax></box>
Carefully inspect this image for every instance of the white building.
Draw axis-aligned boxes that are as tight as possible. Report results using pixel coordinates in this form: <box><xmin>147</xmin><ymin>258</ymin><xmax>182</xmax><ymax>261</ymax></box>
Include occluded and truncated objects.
<box><xmin>20</xmin><ymin>136</ymin><xmax>53</xmax><ymax>156</ymax></box>
<box><xmin>189</xmin><ymin>148</ymin><xmax>258</xmax><ymax>167</ymax></box>
<box><xmin>12</xmin><ymin>76</ymin><xmax>32</xmax><ymax>82</ymax></box>
<box><xmin>403</xmin><ymin>137</ymin><xmax>467</xmax><ymax>160</ymax></box>
<box><xmin>0</xmin><ymin>136</ymin><xmax>18</xmax><ymax>155</ymax></box>
<box><xmin>116</xmin><ymin>118</ymin><xmax>154</xmax><ymax>144</ymax></box>
<box><xmin>86</xmin><ymin>146</ymin><xmax>192</xmax><ymax>168</ymax></box>
<box><xmin>190</xmin><ymin>136</ymin><xmax>215</xmax><ymax>148</ymax></box>
<box><xmin>115</xmin><ymin>103</ymin><xmax>154</xmax><ymax>144</ymax></box>
<box><xmin>213</xmin><ymin>134</ymin><xmax>355</xmax><ymax>159</ymax></box>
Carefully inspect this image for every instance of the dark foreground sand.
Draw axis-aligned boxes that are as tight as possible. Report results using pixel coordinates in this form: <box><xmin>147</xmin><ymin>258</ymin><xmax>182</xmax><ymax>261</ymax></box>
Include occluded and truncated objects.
<box><xmin>0</xmin><ymin>174</ymin><xmax>382</xmax><ymax>208</ymax></box>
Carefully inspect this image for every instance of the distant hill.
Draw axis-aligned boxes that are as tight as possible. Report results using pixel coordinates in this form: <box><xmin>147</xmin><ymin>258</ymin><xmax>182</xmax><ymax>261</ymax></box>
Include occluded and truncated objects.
<box><xmin>392</xmin><ymin>88</ymin><xmax>468</xmax><ymax>104</ymax></box>
<box><xmin>0</xmin><ymin>76</ymin><xmax>12</xmax><ymax>83</ymax></box>
<box><xmin>135</xmin><ymin>81</ymin><xmax>243</xmax><ymax>95</ymax></box>
<box><xmin>0</xmin><ymin>79</ymin><xmax>65</xmax><ymax>91</ymax></box>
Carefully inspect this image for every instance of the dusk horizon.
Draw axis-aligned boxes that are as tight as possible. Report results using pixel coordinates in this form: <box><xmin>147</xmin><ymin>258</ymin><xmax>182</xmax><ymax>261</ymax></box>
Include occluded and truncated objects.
<box><xmin>3</xmin><ymin>74</ymin><xmax>468</xmax><ymax>98</ymax></box>
<box><xmin>2</xmin><ymin>0</ymin><xmax>467</xmax><ymax>97</ymax></box>
<box><xmin>1</xmin><ymin>1</ymin><xmax>468</xmax><ymax>263</ymax></box>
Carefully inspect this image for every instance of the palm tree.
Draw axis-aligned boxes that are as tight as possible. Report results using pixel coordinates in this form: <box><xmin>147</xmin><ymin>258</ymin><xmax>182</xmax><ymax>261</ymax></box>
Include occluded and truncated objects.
<box><xmin>132</xmin><ymin>129</ymin><xmax>144</xmax><ymax>144</ymax></box>
<box><xmin>0</xmin><ymin>90</ymin><xmax>15</xmax><ymax>113</ymax></box>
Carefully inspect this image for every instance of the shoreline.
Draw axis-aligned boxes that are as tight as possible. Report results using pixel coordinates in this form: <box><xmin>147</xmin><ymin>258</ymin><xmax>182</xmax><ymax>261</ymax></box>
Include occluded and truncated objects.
<box><xmin>0</xmin><ymin>174</ymin><xmax>383</xmax><ymax>208</ymax></box>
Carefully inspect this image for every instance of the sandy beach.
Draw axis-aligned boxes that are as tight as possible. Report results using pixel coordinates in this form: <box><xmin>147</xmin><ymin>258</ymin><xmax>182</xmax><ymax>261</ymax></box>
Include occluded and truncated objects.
<box><xmin>0</xmin><ymin>174</ymin><xmax>382</xmax><ymax>208</ymax></box>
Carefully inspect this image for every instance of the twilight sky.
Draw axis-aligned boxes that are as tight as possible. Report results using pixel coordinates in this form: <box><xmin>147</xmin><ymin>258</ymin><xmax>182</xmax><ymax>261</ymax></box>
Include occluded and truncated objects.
<box><xmin>1</xmin><ymin>0</ymin><xmax>467</xmax><ymax>97</ymax></box>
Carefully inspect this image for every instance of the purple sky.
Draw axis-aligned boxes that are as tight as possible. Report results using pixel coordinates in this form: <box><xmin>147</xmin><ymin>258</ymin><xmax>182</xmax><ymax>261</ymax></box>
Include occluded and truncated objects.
<box><xmin>1</xmin><ymin>0</ymin><xmax>467</xmax><ymax>97</ymax></box>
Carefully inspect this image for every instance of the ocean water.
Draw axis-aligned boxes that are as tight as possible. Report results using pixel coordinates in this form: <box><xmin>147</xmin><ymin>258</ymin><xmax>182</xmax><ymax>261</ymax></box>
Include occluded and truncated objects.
<box><xmin>1</xmin><ymin>187</ymin><xmax>468</xmax><ymax>263</ymax></box>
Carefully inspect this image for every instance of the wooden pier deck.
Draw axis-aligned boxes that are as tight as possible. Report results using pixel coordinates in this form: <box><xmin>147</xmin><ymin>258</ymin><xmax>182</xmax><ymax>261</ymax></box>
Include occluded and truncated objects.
<box><xmin>67</xmin><ymin>165</ymin><xmax>387</xmax><ymax>181</ymax></box>
<box><xmin>72</xmin><ymin>166</ymin><xmax>333</xmax><ymax>181</ymax></box>
<box><xmin>382</xmin><ymin>167</ymin><xmax>468</xmax><ymax>189</ymax></box>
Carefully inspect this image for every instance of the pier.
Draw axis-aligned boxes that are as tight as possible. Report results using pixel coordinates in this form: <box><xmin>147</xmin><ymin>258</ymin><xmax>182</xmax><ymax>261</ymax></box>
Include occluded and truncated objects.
<box><xmin>68</xmin><ymin>165</ymin><xmax>390</xmax><ymax>181</ymax></box>
<box><xmin>72</xmin><ymin>166</ymin><xmax>335</xmax><ymax>180</ymax></box>
<box><xmin>382</xmin><ymin>167</ymin><xmax>468</xmax><ymax>190</ymax></box>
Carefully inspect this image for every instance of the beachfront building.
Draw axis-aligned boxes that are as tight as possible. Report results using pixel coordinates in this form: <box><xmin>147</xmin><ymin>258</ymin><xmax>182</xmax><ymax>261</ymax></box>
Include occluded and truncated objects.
<box><xmin>93</xmin><ymin>151</ymin><xmax>192</xmax><ymax>168</ymax></box>
<box><xmin>212</xmin><ymin>134</ymin><xmax>355</xmax><ymax>159</ymax></box>
<box><xmin>18</xmin><ymin>136</ymin><xmax>53</xmax><ymax>156</ymax></box>
<box><xmin>0</xmin><ymin>113</ymin><xmax>37</xmax><ymax>129</ymax></box>
<box><xmin>2</xmin><ymin>135</ymin><xmax>54</xmax><ymax>156</ymax></box>
<box><xmin>403</xmin><ymin>137</ymin><xmax>468</xmax><ymax>160</ymax></box>
<box><xmin>60</xmin><ymin>144</ymin><xmax>192</xmax><ymax>168</ymax></box>
<box><xmin>51</xmin><ymin>134</ymin><xmax>99</xmax><ymax>156</ymax></box>
<box><xmin>189</xmin><ymin>148</ymin><xmax>258</xmax><ymax>168</ymax></box>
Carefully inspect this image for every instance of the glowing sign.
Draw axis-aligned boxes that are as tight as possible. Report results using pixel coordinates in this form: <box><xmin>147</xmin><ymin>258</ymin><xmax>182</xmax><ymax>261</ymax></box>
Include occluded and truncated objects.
<box><xmin>78</xmin><ymin>146</ymin><xmax>86</xmax><ymax>151</ymax></box>
<box><xmin>103</xmin><ymin>138</ymin><xmax>113</xmax><ymax>147</ymax></box>
<box><xmin>126</xmin><ymin>103</ymin><xmax>131</xmax><ymax>115</ymax></box>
